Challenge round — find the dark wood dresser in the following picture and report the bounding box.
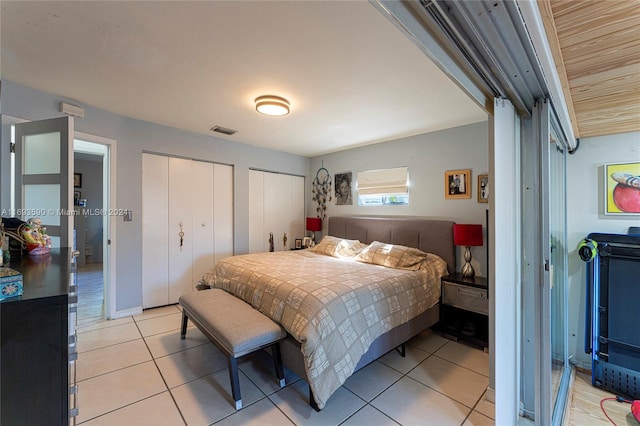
[1,248,78,425]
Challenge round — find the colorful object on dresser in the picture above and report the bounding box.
[453,223,483,279]
[306,217,322,246]
[0,268,23,300]
[21,218,52,256]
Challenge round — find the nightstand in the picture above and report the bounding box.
[438,273,488,349]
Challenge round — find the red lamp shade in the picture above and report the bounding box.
[306,217,322,232]
[453,224,483,247]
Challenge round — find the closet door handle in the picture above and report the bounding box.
[178,222,185,250]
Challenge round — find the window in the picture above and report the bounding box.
[357,167,409,206]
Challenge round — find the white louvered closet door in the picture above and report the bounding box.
[264,172,292,251]
[249,170,265,253]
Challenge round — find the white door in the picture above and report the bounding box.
[168,157,193,303]
[213,163,234,263]
[264,172,291,251]
[142,153,169,308]
[14,117,74,248]
[191,161,214,290]
[249,170,265,253]
[290,175,305,243]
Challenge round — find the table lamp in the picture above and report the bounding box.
[453,223,483,278]
[306,217,322,246]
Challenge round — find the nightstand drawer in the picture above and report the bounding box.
[442,281,488,315]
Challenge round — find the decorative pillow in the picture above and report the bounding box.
[356,241,427,270]
[310,235,367,258]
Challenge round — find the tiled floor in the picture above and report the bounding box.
[76,305,494,425]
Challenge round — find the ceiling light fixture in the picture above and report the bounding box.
[255,95,290,116]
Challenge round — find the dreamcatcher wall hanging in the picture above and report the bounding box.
[312,164,332,220]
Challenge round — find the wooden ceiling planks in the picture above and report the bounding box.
[542,0,640,138]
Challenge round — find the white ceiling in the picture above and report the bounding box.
[1,1,487,157]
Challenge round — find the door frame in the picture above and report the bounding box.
[74,131,118,319]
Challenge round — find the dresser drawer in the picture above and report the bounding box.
[442,281,488,315]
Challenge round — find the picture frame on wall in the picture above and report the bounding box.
[74,173,82,188]
[444,169,471,199]
[604,162,640,215]
[74,191,81,206]
[477,174,489,203]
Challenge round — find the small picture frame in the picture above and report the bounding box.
[295,239,302,249]
[74,191,81,206]
[74,173,82,188]
[444,169,471,199]
[604,161,640,215]
[302,237,312,248]
[477,174,489,203]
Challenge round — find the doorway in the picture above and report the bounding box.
[74,135,117,320]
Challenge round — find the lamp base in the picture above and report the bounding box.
[460,246,475,279]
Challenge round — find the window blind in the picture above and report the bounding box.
[357,167,408,195]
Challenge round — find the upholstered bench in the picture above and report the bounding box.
[179,289,287,410]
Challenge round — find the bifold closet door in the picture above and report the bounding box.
[168,157,194,304]
[213,164,234,264]
[249,170,304,253]
[191,161,214,292]
[142,154,169,308]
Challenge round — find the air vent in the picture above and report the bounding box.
[210,126,238,136]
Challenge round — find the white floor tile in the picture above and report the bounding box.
[371,376,470,426]
[145,327,210,359]
[268,379,365,426]
[76,361,166,423]
[76,316,133,333]
[77,322,141,353]
[80,392,184,426]
[238,351,300,396]
[77,339,152,381]
[171,369,264,425]
[376,345,431,374]
[406,328,450,354]
[134,305,181,321]
[215,397,294,426]
[342,405,400,426]
[155,343,228,388]
[464,410,495,426]
[407,355,489,408]
[135,312,183,337]
[474,390,495,420]
[342,361,402,402]
[434,341,490,377]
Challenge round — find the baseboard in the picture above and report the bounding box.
[484,386,495,403]
[109,306,142,320]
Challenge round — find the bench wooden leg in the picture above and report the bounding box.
[271,343,285,388]
[180,311,189,340]
[227,356,242,410]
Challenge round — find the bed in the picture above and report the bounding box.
[200,216,455,409]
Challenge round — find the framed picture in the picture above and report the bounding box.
[605,162,640,215]
[74,191,81,206]
[302,237,312,248]
[477,174,489,203]
[335,172,353,205]
[295,238,302,249]
[74,173,82,188]
[444,169,471,199]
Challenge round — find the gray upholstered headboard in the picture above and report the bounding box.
[328,216,456,274]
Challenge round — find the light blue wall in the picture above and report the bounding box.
[1,80,490,312]
[1,80,310,312]
[566,131,640,368]
[310,121,490,276]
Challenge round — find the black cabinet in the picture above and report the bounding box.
[437,273,488,349]
[1,249,77,425]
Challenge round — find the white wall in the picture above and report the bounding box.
[566,131,640,368]
[310,121,490,276]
